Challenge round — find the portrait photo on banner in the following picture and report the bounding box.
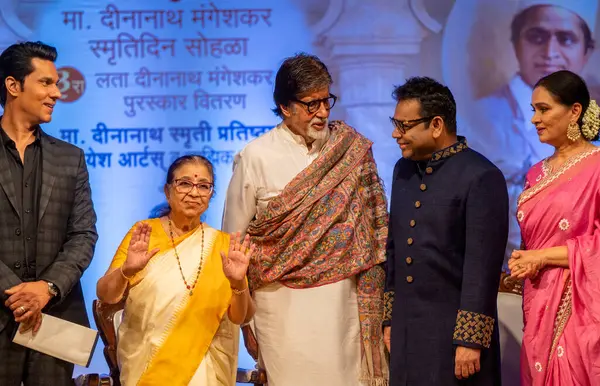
[441,0,600,265]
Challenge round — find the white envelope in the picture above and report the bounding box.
[12,313,99,367]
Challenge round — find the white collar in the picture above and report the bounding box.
[509,74,535,129]
[277,122,329,154]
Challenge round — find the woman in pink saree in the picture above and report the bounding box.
[508,70,600,386]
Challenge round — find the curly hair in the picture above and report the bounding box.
[392,76,457,133]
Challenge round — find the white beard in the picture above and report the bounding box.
[307,117,329,140]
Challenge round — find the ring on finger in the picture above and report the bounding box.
[19,306,27,314]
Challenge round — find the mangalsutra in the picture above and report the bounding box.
[168,217,204,296]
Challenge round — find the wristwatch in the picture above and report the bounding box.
[47,281,59,297]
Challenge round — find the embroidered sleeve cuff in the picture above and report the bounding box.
[453,309,495,348]
[383,290,394,324]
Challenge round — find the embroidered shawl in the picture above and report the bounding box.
[247,120,389,385]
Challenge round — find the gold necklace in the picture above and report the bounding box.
[168,217,204,296]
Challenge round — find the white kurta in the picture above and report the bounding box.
[222,123,362,386]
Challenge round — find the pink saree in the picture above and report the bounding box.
[517,148,600,386]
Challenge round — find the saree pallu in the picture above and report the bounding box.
[517,149,600,386]
[115,223,237,386]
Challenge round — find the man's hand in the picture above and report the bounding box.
[5,281,53,333]
[383,326,391,352]
[454,346,481,380]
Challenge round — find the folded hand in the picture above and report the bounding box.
[508,249,545,280]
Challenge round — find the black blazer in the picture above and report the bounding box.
[0,131,98,332]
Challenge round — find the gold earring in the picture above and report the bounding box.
[567,122,581,141]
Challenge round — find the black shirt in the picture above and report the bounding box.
[0,125,42,280]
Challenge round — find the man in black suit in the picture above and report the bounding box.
[383,77,508,386]
[0,41,97,385]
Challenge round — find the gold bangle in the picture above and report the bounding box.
[231,286,248,295]
[119,266,133,280]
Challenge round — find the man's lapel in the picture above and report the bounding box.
[0,145,19,218]
[39,132,57,225]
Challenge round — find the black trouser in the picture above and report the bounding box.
[0,321,74,386]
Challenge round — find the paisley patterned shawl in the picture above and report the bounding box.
[246,120,389,385]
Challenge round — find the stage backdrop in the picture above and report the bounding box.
[0,0,599,382]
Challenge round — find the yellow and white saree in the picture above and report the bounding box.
[109,218,238,386]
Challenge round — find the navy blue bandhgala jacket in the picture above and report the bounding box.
[384,137,508,386]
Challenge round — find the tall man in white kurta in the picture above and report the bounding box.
[222,53,389,386]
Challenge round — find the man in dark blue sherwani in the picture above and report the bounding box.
[383,77,509,386]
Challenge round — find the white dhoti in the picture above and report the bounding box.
[253,278,362,386]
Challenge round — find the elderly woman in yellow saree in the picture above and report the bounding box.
[96,155,255,386]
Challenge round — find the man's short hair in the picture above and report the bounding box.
[0,41,58,107]
[272,53,333,117]
[392,76,457,133]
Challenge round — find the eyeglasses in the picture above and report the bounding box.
[292,94,337,114]
[172,179,214,195]
[389,116,437,134]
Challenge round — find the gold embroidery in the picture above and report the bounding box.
[518,148,600,207]
[383,291,394,322]
[431,139,468,161]
[541,159,552,176]
[549,278,572,362]
[453,310,495,348]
